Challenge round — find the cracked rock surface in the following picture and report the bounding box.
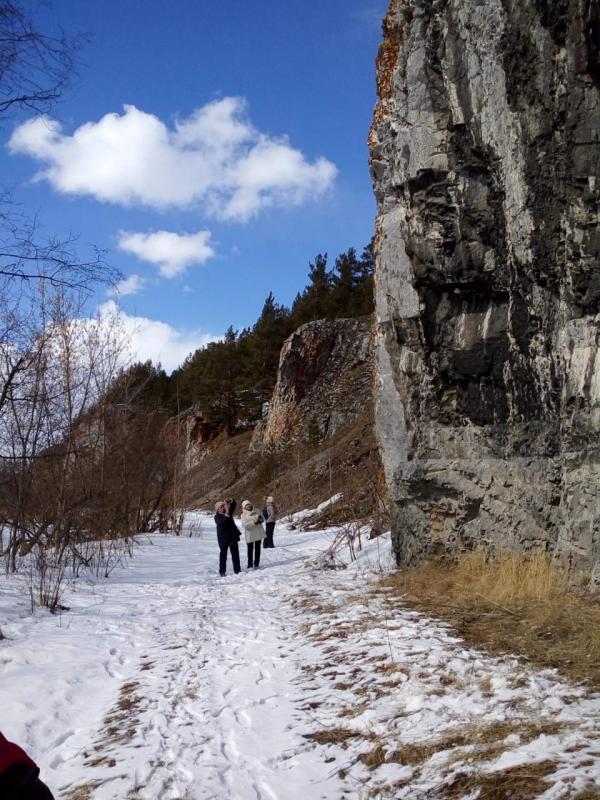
[253,317,374,450]
[369,0,600,576]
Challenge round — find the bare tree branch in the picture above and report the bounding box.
[0,0,88,117]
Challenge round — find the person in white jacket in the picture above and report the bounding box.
[240,500,266,569]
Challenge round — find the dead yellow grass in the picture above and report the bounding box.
[360,743,386,769]
[339,701,368,718]
[82,679,144,769]
[381,552,600,688]
[395,550,570,606]
[440,760,557,799]
[357,719,564,777]
[304,727,370,747]
[452,551,570,604]
[64,784,98,800]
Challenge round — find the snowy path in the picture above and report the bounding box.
[2,513,600,799]
[1,516,355,799]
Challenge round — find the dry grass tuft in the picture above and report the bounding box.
[402,551,571,607]
[85,755,117,768]
[339,701,368,718]
[360,743,386,769]
[381,551,600,687]
[388,740,441,766]
[333,681,353,690]
[472,718,563,746]
[64,784,99,800]
[376,662,407,677]
[464,551,569,604]
[439,760,557,799]
[438,673,466,690]
[304,727,367,747]
[292,594,339,617]
[116,682,141,712]
[358,719,566,775]
[83,679,144,768]
[449,719,566,768]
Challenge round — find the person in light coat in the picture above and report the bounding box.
[240,500,266,569]
[263,495,278,548]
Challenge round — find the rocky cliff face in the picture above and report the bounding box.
[253,317,374,450]
[191,317,380,521]
[175,405,219,471]
[370,0,600,578]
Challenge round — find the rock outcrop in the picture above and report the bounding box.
[370,1,600,577]
[253,317,374,450]
[190,317,381,521]
[173,405,219,471]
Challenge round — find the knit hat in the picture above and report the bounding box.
[266,496,274,503]
[242,499,253,509]
[215,501,226,513]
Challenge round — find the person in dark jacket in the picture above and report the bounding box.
[214,499,241,576]
[262,495,279,548]
[0,732,55,800]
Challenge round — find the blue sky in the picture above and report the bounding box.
[4,0,388,370]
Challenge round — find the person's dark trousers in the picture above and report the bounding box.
[264,522,275,548]
[0,765,55,800]
[247,541,261,568]
[28,778,55,800]
[219,542,240,575]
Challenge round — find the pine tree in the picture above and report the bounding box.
[331,247,359,317]
[139,238,375,430]
[290,253,334,328]
[353,239,375,316]
[247,293,292,410]
[108,361,174,413]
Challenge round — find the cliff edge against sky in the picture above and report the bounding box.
[370,0,600,578]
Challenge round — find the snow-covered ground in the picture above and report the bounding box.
[1,511,600,799]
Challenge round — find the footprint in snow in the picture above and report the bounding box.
[50,729,74,748]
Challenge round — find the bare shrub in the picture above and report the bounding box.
[0,2,150,602]
[27,540,68,612]
[0,297,189,597]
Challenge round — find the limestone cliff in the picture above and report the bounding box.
[190,317,381,522]
[253,317,374,450]
[369,0,600,577]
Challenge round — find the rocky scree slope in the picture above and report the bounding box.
[188,317,381,522]
[369,0,600,577]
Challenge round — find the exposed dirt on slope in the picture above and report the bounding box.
[187,402,385,527]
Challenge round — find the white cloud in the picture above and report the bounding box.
[99,300,217,373]
[108,274,144,296]
[117,229,214,278]
[8,97,337,221]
